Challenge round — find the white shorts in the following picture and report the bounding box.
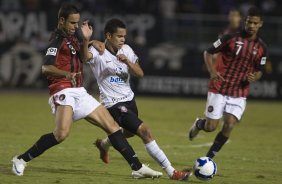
[49,87,100,121]
[204,92,246,121]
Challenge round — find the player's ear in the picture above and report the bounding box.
[58,17,65,26]
[106,32,112,39]
[259,20,263,28]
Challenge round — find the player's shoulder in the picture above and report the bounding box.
[257,37,268,49]
[89,45,99,53]
[219,31,239,42]
[226,31,240,39]
[48,30,65,48]
[120,44,134,52]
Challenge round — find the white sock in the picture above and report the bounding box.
[101,137,111,151]
[145,140,175,177]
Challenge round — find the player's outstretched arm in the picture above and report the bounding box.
[90,40,105,55]
[80,22,93,62]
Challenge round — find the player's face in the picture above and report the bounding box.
[228,11,241,28]
[59,13,80,36]
[245,16,263,36]
[107,28,126,50]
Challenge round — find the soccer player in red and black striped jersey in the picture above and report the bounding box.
[188,7,268,159]
[11,4,162,178]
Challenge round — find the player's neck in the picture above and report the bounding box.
[247,33,258,41]
[105,41,118,55]
[229,24,239,30]
[243,30,258,41]
[57,26,68,37]
[249,35,257,40]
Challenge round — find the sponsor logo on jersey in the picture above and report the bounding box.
[109,76,125,84]
[260,57,266,65]
[111,92,133,103]
[213,39,222,48]
[115,67,128,82]
[67,44,76,55]
[46,47,57,56]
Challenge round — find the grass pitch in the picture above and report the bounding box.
[0,93,281,184]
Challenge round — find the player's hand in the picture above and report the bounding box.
[210,71,225,81]
[81,22,93,41]
[90,40,105,54]
[66,72,81,86]
[247,73,256,83]
[117,54,129,65]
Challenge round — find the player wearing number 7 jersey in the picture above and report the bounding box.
[188,7,268,159]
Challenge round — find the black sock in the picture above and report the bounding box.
[18,133,59,162]
[196,118,206,130]
[108,130,142,171]
[206,131,228,158]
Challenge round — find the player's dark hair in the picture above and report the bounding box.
[104,18,126,35]
[247,7,263,19]
[58,3,80,20]
[229,7,241,15]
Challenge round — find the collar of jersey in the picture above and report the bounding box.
[241,29,259,42]
[54,29,71,38]
[105,45,119,56]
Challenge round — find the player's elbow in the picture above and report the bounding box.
[136,70,144,78]
[42,65,48,75]
[203,50,211,58]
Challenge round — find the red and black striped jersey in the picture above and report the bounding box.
[43,29,83,95]
[214,27,242,75]
[207,30,268,97]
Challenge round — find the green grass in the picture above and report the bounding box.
[0,93,282,184]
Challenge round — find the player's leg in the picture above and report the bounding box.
[188,92,225,140]
[94,128,134,163]
[12,105,73,176]
[85,105,163,178]
[96,101,190,180]
[206,96,246,158]
[206,113,237,158]
[137,123,191,180]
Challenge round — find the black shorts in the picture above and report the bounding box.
[108,99,143,134]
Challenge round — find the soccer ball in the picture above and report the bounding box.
[193,157,217,180]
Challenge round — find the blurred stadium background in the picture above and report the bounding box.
[0,0,281,100]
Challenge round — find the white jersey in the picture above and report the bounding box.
[88,44,138,108]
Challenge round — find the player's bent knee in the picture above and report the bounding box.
[54,131,69,142]
[205,119,219,132]
[223,121,236,130]
[123,130,135,138]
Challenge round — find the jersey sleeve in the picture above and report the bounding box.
[43,39,62,65]
[123,45,139,64]
[255,46,268,72]
[87,46,99,65]
[206,34,232,54]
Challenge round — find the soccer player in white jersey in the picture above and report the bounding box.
[85,18,191,181]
